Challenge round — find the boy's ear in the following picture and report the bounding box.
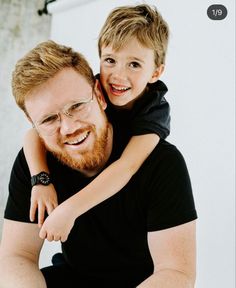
[149,64,165,83]
[94,79,107,110]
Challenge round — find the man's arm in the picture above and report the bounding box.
[0,219,46,288]
[138,220,196,288]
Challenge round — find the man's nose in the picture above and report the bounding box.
[59,115,82,136]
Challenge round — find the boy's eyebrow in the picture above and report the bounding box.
[101,53,113,58]
[101,53,145,63]
[128,56,145,63]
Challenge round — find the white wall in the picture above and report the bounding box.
[38,0,236,286]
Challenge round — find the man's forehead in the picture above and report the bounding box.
[25,68,94,120]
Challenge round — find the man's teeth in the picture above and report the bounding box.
[67,132,88,145]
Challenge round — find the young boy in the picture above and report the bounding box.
[24,4,170,242]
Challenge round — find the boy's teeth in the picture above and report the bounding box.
[112,85,129,91]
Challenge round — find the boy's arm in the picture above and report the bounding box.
[23,128,58,226]
[23,128,49,174]
[39,134,160,242]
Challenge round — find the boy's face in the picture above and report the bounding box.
[100,37,163,108]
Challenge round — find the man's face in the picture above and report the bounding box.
[25,68,111,173]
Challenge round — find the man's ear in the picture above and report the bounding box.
[149,64,165,83]
[94,79,107,110]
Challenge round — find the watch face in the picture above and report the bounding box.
[39,172,51,185]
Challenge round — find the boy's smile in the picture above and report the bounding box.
[100,37,162,109]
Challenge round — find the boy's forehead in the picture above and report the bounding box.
[101,38,155,59]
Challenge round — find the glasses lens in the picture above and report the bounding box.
[35,92,93,136]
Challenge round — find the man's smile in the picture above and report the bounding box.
[64,131,90,149]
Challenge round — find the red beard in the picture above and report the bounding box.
[43,119,110,172]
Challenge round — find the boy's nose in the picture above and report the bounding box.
[112,65,127,81]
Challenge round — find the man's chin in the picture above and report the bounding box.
[44,122,109,172]
[50,149,105,171]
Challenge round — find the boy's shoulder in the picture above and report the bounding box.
[137,79,168,107]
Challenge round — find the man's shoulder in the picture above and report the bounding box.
[151,139,183,159]
[12,148,29,174]
[144,140,188,172]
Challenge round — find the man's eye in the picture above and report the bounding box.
[130,62,141,68]
[41,115,58,124]
[70,103,83,111]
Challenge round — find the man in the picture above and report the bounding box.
[0,40,197,287]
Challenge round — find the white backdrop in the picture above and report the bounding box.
[41,0,235,287]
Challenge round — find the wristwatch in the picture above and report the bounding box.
[31,171,51,187]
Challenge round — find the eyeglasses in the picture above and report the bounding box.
[33,91,94,136]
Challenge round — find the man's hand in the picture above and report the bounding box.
[30,184,58,227]
[39,202,76,242]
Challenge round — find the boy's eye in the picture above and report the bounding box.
[104,57,115,64]
[130,62,141,68]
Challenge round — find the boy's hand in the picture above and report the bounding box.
[39,202,75,242]
[30,184,58,227]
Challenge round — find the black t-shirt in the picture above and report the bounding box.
[98,75,171,140]
[5,140,197,286]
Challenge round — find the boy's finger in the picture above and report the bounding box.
[61,235,68,243]
[53,234,61,241]
[46,233,54,242]
[29,201,37,222]
[39,227,46,239]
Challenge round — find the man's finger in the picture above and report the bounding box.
[46,203,54,215]
[38,203,45,228]
[29,201,37,222]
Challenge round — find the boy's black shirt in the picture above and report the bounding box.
[97,74,171,140]
[5,139,197,286]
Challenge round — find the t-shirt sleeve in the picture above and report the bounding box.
[130,82,171,139]
[146,145,197,231]
[4,149,33,223]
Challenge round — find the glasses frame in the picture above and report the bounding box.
[33,89,94,136]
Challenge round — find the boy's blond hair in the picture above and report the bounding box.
[12,40,95,115]
[98,4,169,68]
